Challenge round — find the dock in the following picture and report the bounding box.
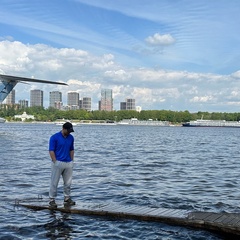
[16,198,240,237]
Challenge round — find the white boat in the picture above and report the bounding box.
[55,120,78,126]
[78,120,117,125]
[182,119,240,128]
[0,117,6,123]
[117,118,170,126]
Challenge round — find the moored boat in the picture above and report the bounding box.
[182,119,240,128]
[117,118,170,126]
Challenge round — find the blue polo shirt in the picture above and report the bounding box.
[49,131,74,162]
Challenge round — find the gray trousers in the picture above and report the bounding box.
[49,160,73,199]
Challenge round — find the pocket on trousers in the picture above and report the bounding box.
[53,160,60,167]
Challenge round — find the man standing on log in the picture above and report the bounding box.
[48,122,75,208]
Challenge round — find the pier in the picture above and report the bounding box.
[16,198,240,237]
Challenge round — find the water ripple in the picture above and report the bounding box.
[1,123,239,239]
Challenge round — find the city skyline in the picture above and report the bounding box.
[4,88,137,111]
[0,1,240,112]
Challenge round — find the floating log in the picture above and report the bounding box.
[16,198,240,236]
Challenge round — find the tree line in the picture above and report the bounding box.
[1,104,240,123]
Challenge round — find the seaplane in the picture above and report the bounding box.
[0,74,68,123]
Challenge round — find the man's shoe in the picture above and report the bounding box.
[64,197,76,206]
[49,199,57,208]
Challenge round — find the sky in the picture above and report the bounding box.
[0,0,240,112]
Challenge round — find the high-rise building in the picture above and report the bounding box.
[54,101,63,109]
[120,102,126,110]
[80,97,91,111]
[100,89,113,111]
[49,91,62,109]
[67,92,79,109]
[5,90,15,104]
[19,99,28,108]
[126,98,135,110]
[120,98,135,110]
[30,90,43,107]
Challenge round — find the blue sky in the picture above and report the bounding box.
[0,0,240,112]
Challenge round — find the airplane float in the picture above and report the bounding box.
[0,74,68,123]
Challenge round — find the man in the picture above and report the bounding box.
[49,122,75,208]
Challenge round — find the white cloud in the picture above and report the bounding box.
[226,102,240,106]
[104,69,131,81]
[66,79,101,95]
[230,90,240,97]
[231,70,240,79]
[190,96,214,103]
[145,33,175,46]
[1,40,240,112]
[92,54,115,69]
[0,36,14,41]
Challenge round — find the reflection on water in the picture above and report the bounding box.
[44,212,73,239]
[1,122,239,239]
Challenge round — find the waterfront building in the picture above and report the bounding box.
[49,91,62,109]
[126,98,135,110]
[67,92,79,109]
[5,90,15,104]
[120,102,126,110]
[19,99,29,108]
[14,111,34,121]
[120,98,135,110]
[30,90,43,107]
[100,89,113,111]
[54,101,63,110]
[82,97,91,111]
[70,105,79,110]
[61,105,71,111]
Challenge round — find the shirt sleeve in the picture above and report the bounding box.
[70,136,74,151]
[49,135,56,151]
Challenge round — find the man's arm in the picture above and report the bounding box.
[49,151,57,162]
[70,150,74,161]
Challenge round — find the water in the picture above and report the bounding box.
[1,123,240,239]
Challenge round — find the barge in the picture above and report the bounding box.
[182,119,240,127]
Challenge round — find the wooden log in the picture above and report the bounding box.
[17,199,240,237]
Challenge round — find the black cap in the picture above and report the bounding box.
[63,122,74,132]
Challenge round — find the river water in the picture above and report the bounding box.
[0,122,240,239]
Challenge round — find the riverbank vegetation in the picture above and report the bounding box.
[1,105,240,123]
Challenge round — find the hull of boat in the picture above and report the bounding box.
[182,120,240,128]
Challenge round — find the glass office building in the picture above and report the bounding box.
[100,89,113,111]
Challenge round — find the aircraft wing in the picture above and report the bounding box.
[0,74,68,85]
[0,74,68,102]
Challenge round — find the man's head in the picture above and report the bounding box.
[62,122,74,134]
